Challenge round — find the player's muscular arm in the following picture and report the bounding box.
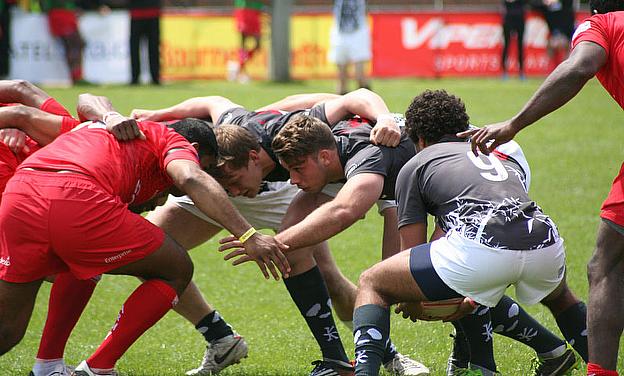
[323,88,401,146]
[0,79,50,108]
[459,41,607,155]
[0,105,62,146]
[276,173,384,250]
[132,96,242,124]
[77,93,145,141]
[398,222,428,250]
[167,159,290,279]
[256,93,340,112]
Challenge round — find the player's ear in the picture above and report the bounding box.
[190,142,200,152]
[249,149,259,162]
[318,149,332,165]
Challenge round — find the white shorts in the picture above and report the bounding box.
[430,231,567,307]
[328,25,372,65]
[170,181,299,231]
[170,181,396,231]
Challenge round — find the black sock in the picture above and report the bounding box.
[490,295,566,356]
[381,339,398,364]
[555,301,588,362]
[195,310,234,343]
[353,304,390,376]
[458,305,497,372]
[284,266,348,363]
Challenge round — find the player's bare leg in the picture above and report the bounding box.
[587,220,624,371]
[354,61,370,90]
[74,234,192,374]
[0,279,43,354]
[314,241,357,323]
[146,201,248,375]
[337,63,349,95]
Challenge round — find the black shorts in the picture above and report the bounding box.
[409,243,462,301]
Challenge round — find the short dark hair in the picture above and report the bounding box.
[404,89,469,144]
[168,118,218,158]
[272,114,336,165]
[589,0,624,14]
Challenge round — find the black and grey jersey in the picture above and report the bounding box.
[395,140,559,250]
[216,105,328,182]
[333,119,416,200]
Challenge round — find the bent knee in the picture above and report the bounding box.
[0,327,24,355]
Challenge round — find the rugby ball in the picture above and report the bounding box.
[420,298,466,319]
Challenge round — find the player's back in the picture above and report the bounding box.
[398,141,558,250]
[20,121,196,206]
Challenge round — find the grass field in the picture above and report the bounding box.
[0,77,622,375]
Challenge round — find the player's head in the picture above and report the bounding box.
[589,0,624,14]
[405,89,469,147]
[208,125,265,198]
[168,118,218,169]
[272,114,336,192]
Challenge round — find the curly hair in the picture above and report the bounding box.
[404,90,469,145]
[589,0,624,13]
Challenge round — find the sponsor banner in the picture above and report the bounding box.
[371,11,587,77]
[10,9,130,84]
[161,12,336,80]
[161,13,270,80]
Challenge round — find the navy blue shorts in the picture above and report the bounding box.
[409,243,462,301]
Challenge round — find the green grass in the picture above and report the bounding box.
[1,78,622,375]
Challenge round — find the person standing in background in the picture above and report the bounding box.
[41,0,88,85]
[501,0,526,80]
[0,0,16,79]
[329,0,371,95]
[129,0,161,85]
[227,0,263,83]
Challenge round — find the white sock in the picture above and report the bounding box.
[32,358,64,376]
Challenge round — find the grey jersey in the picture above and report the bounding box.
[395,140,559,250]
[333,118,416,199]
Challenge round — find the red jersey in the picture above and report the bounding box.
[0,98,80,162]
[20,121,199,206]
[572,11,624,108]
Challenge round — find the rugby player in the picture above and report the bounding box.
[351,90,579,376]
[459,1,624,374]
[131,89,429,376]
[0,93,289,376]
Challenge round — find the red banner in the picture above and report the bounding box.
[371,11,587,77]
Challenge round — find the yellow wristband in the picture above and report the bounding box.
[238,227,257,243]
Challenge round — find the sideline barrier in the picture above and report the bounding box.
[8,8,588,83]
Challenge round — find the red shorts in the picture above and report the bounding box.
[235,8,261,36]
[0,170,165,282]
[600,162,624,226]
[48,9,79,37]
[0,145,18,201]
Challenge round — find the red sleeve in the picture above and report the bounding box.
[39,97,73,117]
[572,15,610,56]
[141,121,200,170]
[60,117,81,134]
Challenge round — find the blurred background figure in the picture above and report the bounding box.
[501,0,526,80]
[41,0,88,85]
[328,0,371,95]
[535,0,575,67]
[129,0,161,85]
[0,0,16,79]
[227,0,264,84]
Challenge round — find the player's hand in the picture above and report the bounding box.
[219,233,291,280]
[456,121,518,156]
[104,112,146,141]
[370,114,401,147]
[394,302,426,322]
[441,297,477,322]
[131,109,162,122]
[0,128,29,154]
